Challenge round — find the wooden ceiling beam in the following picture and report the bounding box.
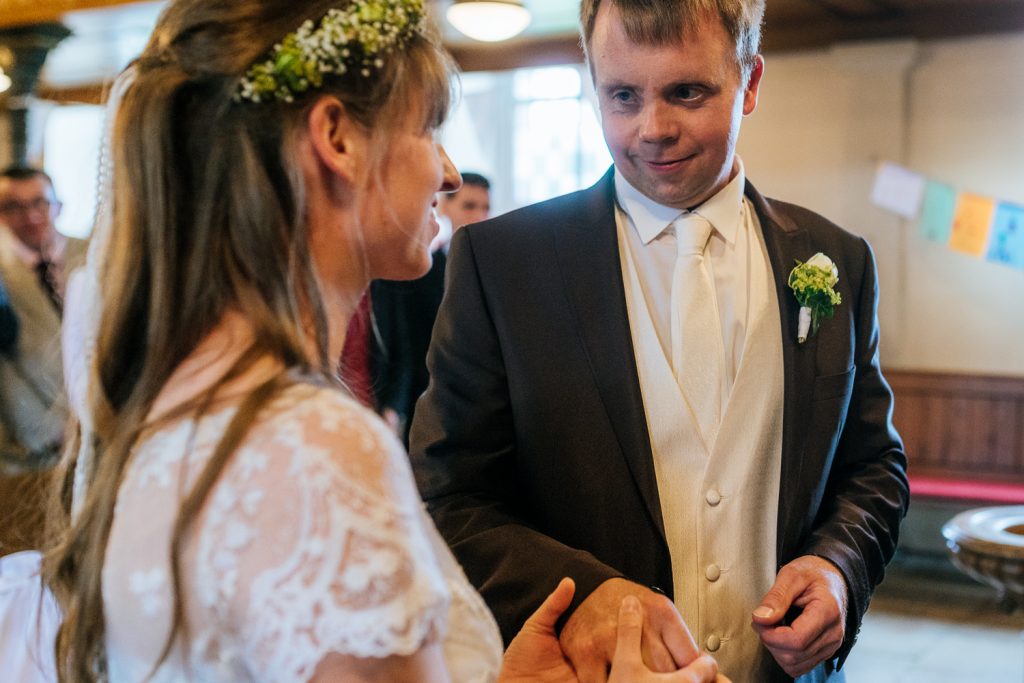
[803,0,904,22]
[451,1,1024,72]
[34,82,106,104]
[0,0,144,29]
[447,34,584,72]
[765,0,1024,51]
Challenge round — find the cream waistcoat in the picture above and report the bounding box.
[616,198,784,682]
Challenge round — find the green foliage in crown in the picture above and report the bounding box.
[236,0,425,103]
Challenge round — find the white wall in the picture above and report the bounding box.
[739,33,1024,376]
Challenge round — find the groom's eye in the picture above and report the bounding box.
[674,85,704,102]
[609,88,637,106]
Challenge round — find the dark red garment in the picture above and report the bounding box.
[338,290,375,409]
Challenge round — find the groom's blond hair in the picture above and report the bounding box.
[579,0,765,76]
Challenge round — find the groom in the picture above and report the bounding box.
[410,1,908,681]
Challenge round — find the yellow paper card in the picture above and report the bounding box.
[949,193,996,257]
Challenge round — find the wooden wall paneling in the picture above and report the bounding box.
[990,400,1015,474]
[948,395,973,471]
[887,369,1024,485]
[922,393,948,471]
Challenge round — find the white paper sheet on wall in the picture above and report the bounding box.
[870,162,927,219]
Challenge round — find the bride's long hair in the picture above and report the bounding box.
[43,1,454,679]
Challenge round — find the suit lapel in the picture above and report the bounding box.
[745,182,817,562]
[552,169,667,544]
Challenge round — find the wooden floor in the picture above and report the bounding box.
[844,555,1024,682]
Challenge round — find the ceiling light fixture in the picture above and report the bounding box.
[446,0,532,42]
[0,67,10,94]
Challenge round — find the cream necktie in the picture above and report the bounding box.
[671,213,725,449]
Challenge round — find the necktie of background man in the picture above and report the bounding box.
[34,258,62,315]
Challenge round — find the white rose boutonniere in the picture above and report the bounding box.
[788,252,842,343]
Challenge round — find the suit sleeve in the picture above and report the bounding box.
[0,279,28,462]
[410,227,623,644]
[801,240,909,666]
[0,357,47,466]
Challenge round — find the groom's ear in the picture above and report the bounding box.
[306,95,365,185]
[743,55,764,116]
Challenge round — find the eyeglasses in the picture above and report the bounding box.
[0,197,54,216]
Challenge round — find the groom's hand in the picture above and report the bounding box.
[559,578,699,683]
[751,555,848,678]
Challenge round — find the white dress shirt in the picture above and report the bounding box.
[613,162,760,400]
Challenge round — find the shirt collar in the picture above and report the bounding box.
[613,158,747,246]
[1,226,66,267]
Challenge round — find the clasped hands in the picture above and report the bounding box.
[500,577,723,683]
[501,555,846,683]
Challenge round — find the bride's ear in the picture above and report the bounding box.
[306,95,364,185]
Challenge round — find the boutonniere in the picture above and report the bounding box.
[788,253,842,343]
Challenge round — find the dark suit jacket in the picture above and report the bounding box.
[410,169,908,681]
[370,249,447,446]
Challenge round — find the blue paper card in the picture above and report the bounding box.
[986,202,1024,270]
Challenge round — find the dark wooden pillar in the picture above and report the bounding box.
[0,23,70,165]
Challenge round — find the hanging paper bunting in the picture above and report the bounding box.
[949,193,996,257]
[870,161,1023,271]
[986,203,1024,269]
[918,181,957,245]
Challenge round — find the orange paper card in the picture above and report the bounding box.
[949,193,996,257]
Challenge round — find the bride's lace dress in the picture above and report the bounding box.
[103,383,503,682]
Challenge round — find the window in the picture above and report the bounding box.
[511,66,610,208]
[42,104,105,239]
[442,64,611,216]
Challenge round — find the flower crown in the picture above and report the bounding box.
[236,0,425,103]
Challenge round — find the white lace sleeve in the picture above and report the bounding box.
[191,387,450,682]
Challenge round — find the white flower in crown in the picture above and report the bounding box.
[236,0,425,103]
[788,252,842,344]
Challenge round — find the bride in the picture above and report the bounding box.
[37,0,724,681]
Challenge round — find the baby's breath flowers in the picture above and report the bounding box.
[788,253,842,343]
[236,0,425,103]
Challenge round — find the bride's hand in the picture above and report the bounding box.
[609,597,727,683]
[500,577,579,683]
[499,581,728,683]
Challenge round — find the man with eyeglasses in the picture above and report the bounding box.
[0,166,87,470]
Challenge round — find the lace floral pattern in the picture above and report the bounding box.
[103,384,502,682]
